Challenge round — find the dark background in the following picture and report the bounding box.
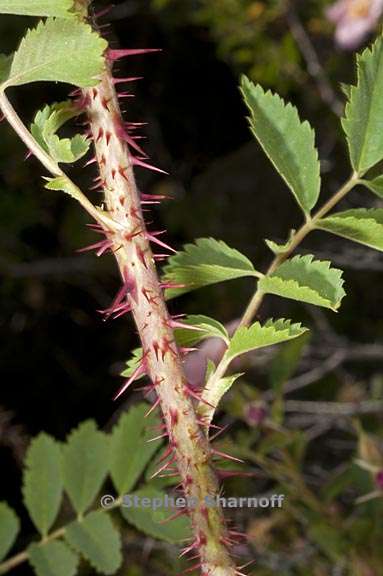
[1,1,383,574]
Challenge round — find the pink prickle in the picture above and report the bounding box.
[145,231,177,253]
[131,156,168,175]
[145,396,161,417]
[77,238,114,257]
[107,48,162,61]
[113,361,147,400]
[211,449,244,464]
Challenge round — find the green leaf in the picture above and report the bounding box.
[28,541,78,576]
[44,176,85,203]
[240,76,320,213]
[121,486,192,543]
[2,18,107,88]
[0,502,20,561]
[321,463,364,503]
[44,176,113,229]
[342,36,383,174]
[0,0,75,17]
[65,511,122,575]
[308,523,347,562]
[163,237,260,298]
[31,102,89,164]
[258,255,346,311]
[318,208,383,252]
[22,433,63,536]
[340,82,351,99]
[121,347,145,379]
[62,421,109,516]
[173,315,229,347]
[225,318,307,363]
[110,404,162,496]
[265,233,294,255]
[361,176,383,198]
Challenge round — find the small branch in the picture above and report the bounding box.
[263,350,346,401]
[0,550,29,574]
[283,399,383,416]
[0,90,117,231]
[285,7,343,117]
[2,255,97,278]
[199,173,361,416]
[241,172,361,327]
[0,90,61,176]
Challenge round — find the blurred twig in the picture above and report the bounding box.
[286,6,343,116]
[0,255,97,277]
[0,406,29,465]
[283,399,383,415]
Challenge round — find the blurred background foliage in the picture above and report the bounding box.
[1,0,383,574]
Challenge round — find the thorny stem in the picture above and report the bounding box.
[199,172,361,416]
[81,61,237,573]
[77,9,238,575]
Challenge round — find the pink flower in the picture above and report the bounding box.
[376,469,383,489]
[326,0,383,49]
[244,402,267,426]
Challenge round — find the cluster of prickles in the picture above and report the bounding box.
[65,6,252,576]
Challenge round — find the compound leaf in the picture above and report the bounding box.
[0,0,75,17]
[31,102,89,164]
[28,541,78,576]
[318,208,383,252]
[225,319,307,363]
[110,404,161,496]
[62,421,109,516]
[65,511,122,575]
[3,18,107,88]
[163,237,260,298]
[259,254,346,311]
[0,502,20,561]
[241,76,320,214]
[22,433,63,536]
[342,35,383,174]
